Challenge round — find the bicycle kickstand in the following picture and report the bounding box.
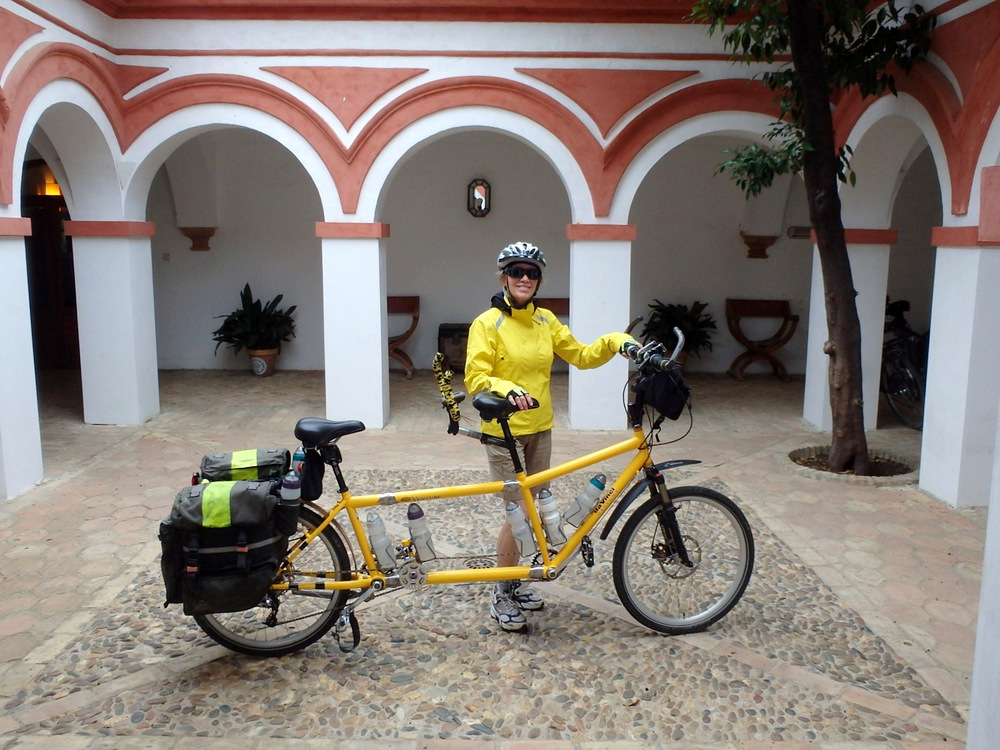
[332,579,383,653]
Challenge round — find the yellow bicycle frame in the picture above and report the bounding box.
[275,352,657,594]
[274,429,653,592]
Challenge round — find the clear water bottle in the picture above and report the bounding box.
[292,445,306,474]
[536,488,566,545]
[407,503,437,562]
[563,473,607,528]
[280,469,301,501]
[366,511,397,571]
[505,501,536,557]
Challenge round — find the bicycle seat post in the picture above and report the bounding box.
[497,417,525,474]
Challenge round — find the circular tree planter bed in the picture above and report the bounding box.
[788,446,917,486]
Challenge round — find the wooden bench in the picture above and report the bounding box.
[725,298,799,381]
[387,295,419,379]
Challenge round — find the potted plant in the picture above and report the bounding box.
[641,299,717,361]
[212,283,296,376]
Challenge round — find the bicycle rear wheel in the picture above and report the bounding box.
[881,348,924,430]
[613,486,753,635]
[194,506,352,656]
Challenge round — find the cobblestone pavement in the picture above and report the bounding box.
[0,369,984,750]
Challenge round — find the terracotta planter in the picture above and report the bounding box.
[247,348,279,377]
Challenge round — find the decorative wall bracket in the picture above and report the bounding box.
[740,231,778,259]
[180,226,216,251]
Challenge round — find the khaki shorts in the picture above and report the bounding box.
[485,430,552,504]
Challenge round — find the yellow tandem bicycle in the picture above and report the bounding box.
[192,330,754,656]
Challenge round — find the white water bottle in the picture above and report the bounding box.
[505,501,536,557]
[407,503,437,562]
[563,473,607,528]
[366,511,397,571]
[536,488,566,545]
[280,470,301,501]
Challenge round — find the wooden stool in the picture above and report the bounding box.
[387,296,419,378]
[725,298,799,381]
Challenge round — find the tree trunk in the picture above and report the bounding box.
[786,0,871,474]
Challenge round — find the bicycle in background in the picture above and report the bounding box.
[880,298,928,430]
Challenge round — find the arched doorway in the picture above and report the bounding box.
[21,153,80,372]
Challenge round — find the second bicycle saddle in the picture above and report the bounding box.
[472,392,539,421]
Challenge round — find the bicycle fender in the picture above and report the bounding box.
[599,459,701,541]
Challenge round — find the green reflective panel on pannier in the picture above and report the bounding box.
[229,449,259,480]
[202,481,236,528]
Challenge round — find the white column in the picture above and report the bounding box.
[919,243,1000,507]
[967,408,1000,747]
[318,224,389,428]
[68,223,160,425]
[0,226,43,498]
[567,227,633,430]
[802,234,892,431]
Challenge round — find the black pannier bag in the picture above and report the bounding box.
[159,478,299,615]
[198,448,290,482]
[632,368,690,421]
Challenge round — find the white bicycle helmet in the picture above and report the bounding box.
[497,241,546,272]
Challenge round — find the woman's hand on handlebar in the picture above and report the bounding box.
[619,339,641,360]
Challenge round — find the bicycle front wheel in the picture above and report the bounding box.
[882,349,924,430]
[613,486,753,635]
[194,506,352,656]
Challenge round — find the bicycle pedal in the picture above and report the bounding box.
[581,536,595,567]
[335,611,361,653]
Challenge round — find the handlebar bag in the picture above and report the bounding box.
[633,369,690,421]
[159,479,299,615]
[198,448,291,482]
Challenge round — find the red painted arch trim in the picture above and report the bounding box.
[566,224,636,241]
[931,226,979,246]
[64,220,156,237]
[843,229,898,245]
[0,217,32,236]
[316,222,390,238]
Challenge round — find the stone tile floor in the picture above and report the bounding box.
[0,368,985,749]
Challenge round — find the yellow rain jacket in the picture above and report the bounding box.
[465,293,631,437]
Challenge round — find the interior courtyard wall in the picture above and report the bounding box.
[628,135,813,374]
[382,130,572,375]
[888,146,940,335]
[149,128,325,370]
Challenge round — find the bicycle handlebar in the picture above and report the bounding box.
[624,326,685,372]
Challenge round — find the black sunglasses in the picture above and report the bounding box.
[504,265,542,280]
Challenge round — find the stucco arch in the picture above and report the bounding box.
[966,95,1000,221]
[840,94,951,229]
[359,105,592,223]
[611,110,777,222]
[14,79,123,219]
[122,103,341,219]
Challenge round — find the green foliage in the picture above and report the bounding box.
[212,283,297,355]
[641,300,718,357]
[691,0,934,197]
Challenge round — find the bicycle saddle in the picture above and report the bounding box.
[294,417,366,446]
[472,392,538,421]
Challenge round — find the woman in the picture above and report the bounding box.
[465,241,636,632]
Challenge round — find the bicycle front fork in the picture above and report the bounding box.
[648,468,694,568]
